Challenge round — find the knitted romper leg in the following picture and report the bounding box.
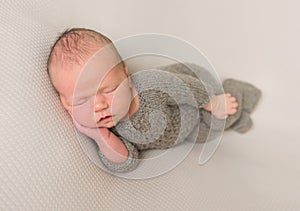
[197,78,262,142]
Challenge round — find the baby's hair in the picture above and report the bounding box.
[47,27,125,93]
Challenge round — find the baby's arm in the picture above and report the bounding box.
[99,128,129,163]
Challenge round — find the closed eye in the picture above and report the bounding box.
[73,100,89,107]
[103,86,118,94]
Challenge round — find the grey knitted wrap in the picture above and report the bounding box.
[97,62,262,173]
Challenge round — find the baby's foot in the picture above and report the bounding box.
[203,93,238,119]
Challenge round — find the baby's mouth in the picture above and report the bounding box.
[98,115,113,122]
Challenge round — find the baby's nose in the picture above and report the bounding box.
[94,96,109,112]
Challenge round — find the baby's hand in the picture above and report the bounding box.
[203,93,238,119]
[72,120,128,163]
[98,128,129,163]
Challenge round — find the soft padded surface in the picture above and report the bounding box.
[1,0,299,210]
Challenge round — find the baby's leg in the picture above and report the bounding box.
[187,120,226,144]
[229,111,253,133]
[190,77,262,143]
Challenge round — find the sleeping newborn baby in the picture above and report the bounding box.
[47,28,262,173]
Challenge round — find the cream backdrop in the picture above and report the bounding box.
[1,0,299,210]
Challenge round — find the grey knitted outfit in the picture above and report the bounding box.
[98,63,262,173]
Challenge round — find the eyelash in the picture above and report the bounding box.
[72,99,89,107]
[73,86,118,106]
[103,86,117,94]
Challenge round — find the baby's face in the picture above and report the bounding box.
[59,63,137,129]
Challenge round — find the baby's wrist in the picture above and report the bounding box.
[98,127,111,139]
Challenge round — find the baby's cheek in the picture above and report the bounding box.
[72,100,98,128]
[111,88,133,114]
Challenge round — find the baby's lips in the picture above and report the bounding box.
[98,115,111,122]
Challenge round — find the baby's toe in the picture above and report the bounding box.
[230,96,236,102]
[228,108,237,115]
[232,102,238,108]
